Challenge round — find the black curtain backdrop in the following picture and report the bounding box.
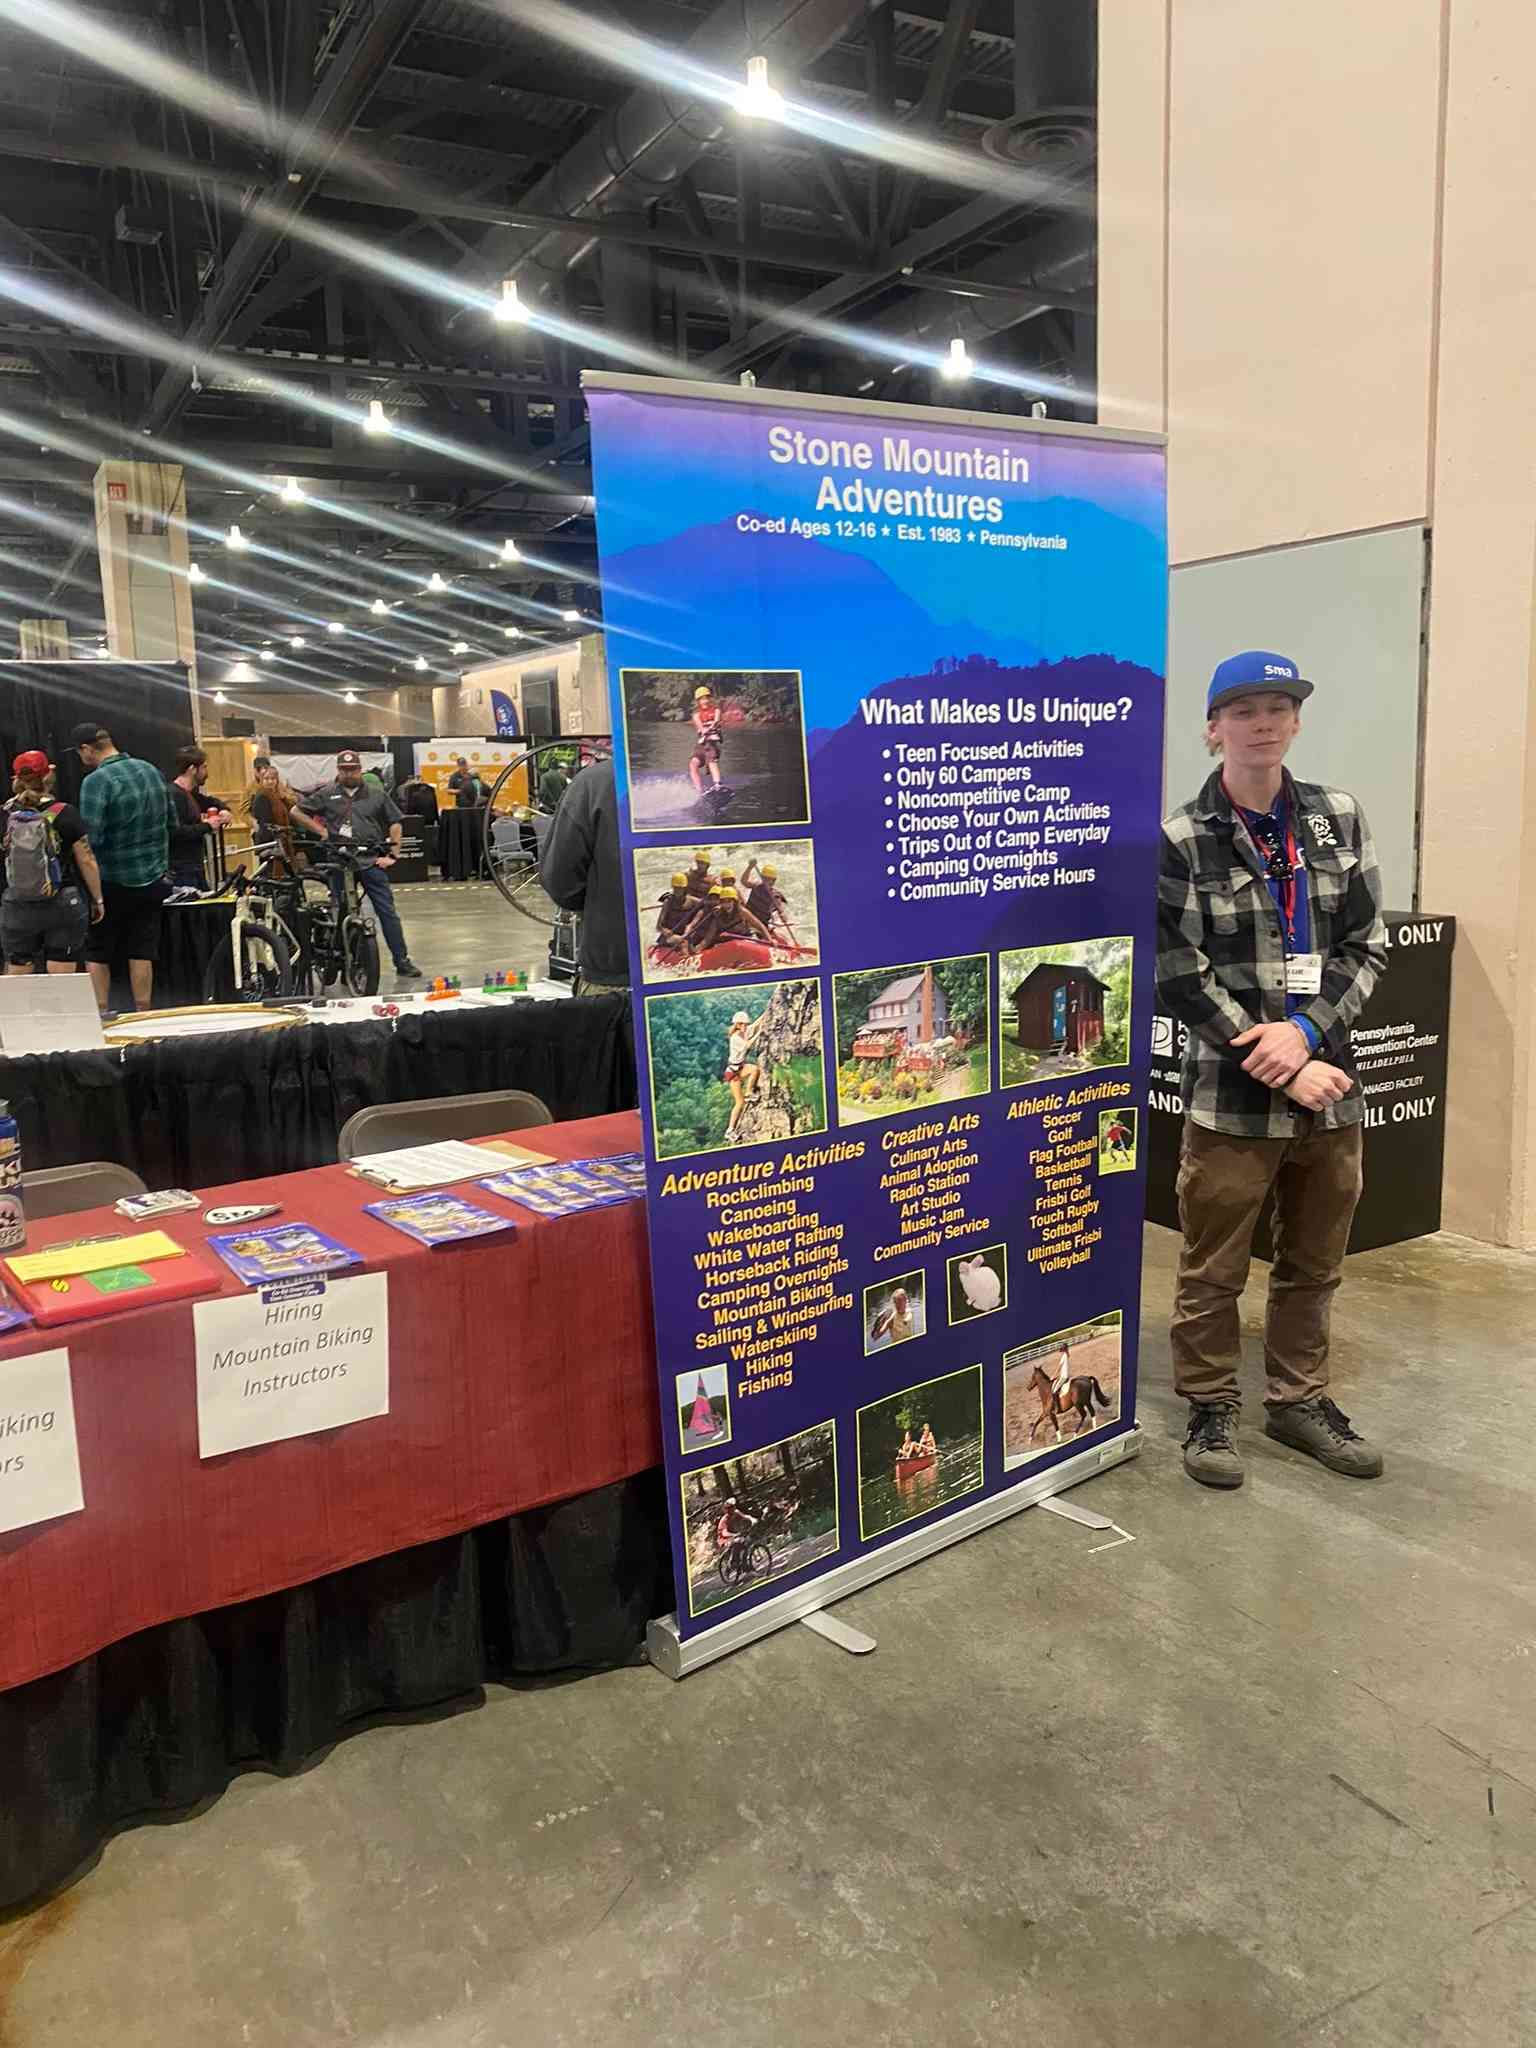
[0,661,196,804]
[0,1470,673,1915]
[0,998,638,1184]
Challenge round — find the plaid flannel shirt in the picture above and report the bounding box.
[79,752,175,888]
[1157,769,1387,1137]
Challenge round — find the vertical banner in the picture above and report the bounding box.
[586,376,1166,1671]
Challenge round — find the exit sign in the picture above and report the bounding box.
[106,481,127,502]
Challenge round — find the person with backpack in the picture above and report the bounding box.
[0,751,103,976]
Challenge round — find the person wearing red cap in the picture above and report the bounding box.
[1,751,103,978]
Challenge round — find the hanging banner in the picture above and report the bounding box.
[586,374,1167,1674]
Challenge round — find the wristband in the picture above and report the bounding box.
[1292,1016,1321,1054]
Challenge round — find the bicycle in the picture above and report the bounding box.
[294,845,381,997]
[201,843,380,1002]
[481,737,612,926]
[714,1495,797,1589]
[201,855,302,1002]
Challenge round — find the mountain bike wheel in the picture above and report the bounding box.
[483,738,611,925]
[343,918,381,995]
[745,1541,773,1578]
[203,926,296,1003]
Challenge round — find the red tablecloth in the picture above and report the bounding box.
[0,1111,659,1693]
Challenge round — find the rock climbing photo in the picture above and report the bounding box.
[643,976,828,1160]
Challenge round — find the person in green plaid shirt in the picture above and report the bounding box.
[1156,654,1387,1491]
[73,722,175,1014]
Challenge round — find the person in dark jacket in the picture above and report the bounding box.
[539,756,627,993]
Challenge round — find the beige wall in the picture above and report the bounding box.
[434,635,608,736]
[1100,0,1536,1246]
[1418,1,1536,1248]
[224,689,434,740]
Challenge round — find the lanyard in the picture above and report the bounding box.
[1226,784,1301,946]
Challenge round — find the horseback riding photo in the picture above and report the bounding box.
[1002,1310,1123,1469]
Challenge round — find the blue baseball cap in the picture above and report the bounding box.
[1207,651,1313,714]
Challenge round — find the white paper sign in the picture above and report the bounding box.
[0,1346,84,1535]
[194,1272,390,1458]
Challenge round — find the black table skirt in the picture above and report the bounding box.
[0,997,637,1185]
[156,900,229,1006]
[437,807,487,881]
[0,1469,673,1915]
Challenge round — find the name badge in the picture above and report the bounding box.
[1285,952,1323,996]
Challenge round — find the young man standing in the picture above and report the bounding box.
[167,745,233,887]
[73,723,176,1013]
[1157,652,1388,1490]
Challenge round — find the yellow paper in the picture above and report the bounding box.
[8,1230,186,1282]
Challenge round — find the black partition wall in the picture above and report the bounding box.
[0,660,196,803]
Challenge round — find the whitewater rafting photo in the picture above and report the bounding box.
[633,837,821,984]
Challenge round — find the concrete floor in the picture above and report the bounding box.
[4,1225,1534,2046]
[382,879,558,988]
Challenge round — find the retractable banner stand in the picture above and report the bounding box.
[585,374,1167,1676]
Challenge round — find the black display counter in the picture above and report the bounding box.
[437,806,487,881]
[0,1471,673,1913]
[1146,912,1455,1253]
[0,997,637,1186]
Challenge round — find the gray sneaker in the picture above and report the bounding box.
[1182,1404,1244,1489]
[1265,1396,1383,1478]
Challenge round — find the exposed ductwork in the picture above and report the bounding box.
[865,216,1095,353]
[468,0,869,302]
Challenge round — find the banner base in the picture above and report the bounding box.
[646,1424,1142,1681]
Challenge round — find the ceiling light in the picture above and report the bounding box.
[370,597,387,615]
[500,537,520,563]
[343,691,357,705]
[327,621,345,635]
[226,523,248,549]
[290,635,306,649]
[259,648,275,662]
[413,655,429,672]
[213,690,228,704]
[187,561,204,582]
[451,640,469,655]
[280,475,305,504]
[492,278,527,325]
[364,399,391,435]
[503,625,521,639]
[561,609,581,623]
[92,646,111,660]
[735,54,785,120]
[426,571,447,593]
[941,337,973,383]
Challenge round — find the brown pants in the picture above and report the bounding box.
[1172,1119,1364,1411]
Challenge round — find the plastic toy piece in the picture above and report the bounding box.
[372,1001,400,1019]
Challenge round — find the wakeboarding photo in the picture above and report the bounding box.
[619,668,811,831]
[634,838,821,984]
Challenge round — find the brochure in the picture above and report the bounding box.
[364,1192,520,1248]
[207,1223,362,1286]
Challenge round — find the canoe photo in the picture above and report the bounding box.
[856,1365,984,1541]
[619,667,811,832]
[633,838,821,985]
